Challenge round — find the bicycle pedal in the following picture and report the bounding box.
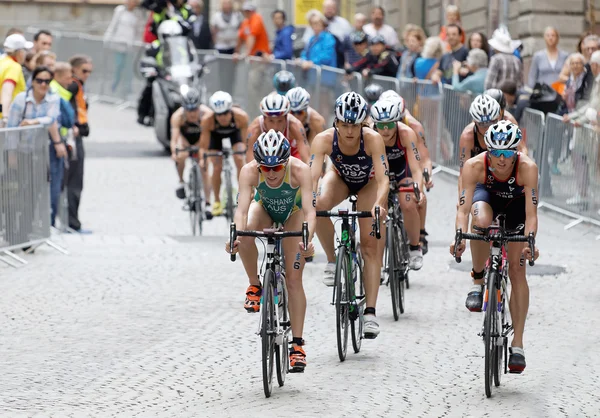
[363,333,378,340]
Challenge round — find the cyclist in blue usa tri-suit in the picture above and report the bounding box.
[451,120,539,374]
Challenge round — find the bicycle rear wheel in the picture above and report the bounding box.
[351,245,364,353]
[261,270,276,398]
[494,276,508,387]
[484,271,498,398]
[395,226,406,313]
[188,167,200,236]
[224,168,234,222]
[195,165,205,235]
[387,224,400,321]
[335,246,350,362]
[275,272,289,387]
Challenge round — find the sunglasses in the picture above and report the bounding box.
[265,112,286,118]
[375,121,396,130]
[34,78,52,85]
[291,110,306,116]
[259,163,286,173]
[489,149,517,158]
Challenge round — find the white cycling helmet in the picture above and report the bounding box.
[370,99,403,123]
[387,94,406,120]
[380,89,400,101]
[484,120,522,150]
[253,129,291,165]
[157,20,182,40]
[260,94,290,117]
[335,92,368,124]
[209,91,233,114]
[286,87,310,112]
[470,94,501,124]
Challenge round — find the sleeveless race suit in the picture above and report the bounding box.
[180,117,202,145]
[209,112,242,150]
[471,124,486,158]
[473,153,525,232]
[254,163,302,224]
[259,115,300,159]
[330,128,374,194]
[384,123,412,182]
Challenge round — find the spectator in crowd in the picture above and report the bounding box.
[49,61,77,227]
[66,55,93,233]
[362,6,399,49]
[211,0,242,55]
[0,28,24,57]
[397,25,425,78]
[414,36,444,81]
[299,9,337,69]
[302,0,352,69]
[451,48,488,94]
[188,0,213,50]
[104,0,139,96]
[0,34,31,128]
[558,33,600,83]
[485,27,523,89]
[561,53,594,116]
[439,5,465,47]
[343,14,367,68]
[431,24,469,85]
[234,1,270,59]
[346,34,398,78]
[562,50,599,126]
[528,27,568,89]
[26,51,57,88]
[467,32,490,57]
[345,30,368,68]
[270,9,294,60]
[500,80,529,123]
[32,30,53,54]
[22,51,37,82]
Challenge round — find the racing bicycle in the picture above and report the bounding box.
[230,222,309,398]
[176,146,206,235]
[453,214,535,398]
[204,144,246,222]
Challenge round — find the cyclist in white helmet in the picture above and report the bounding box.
[246,93,310,164]
[171,86,211,200]
[378,91,435,254]
[310,92,389,339]
[226,129,316,372]
[371,98,424,270]
[451,120,539,373]
[199,91,249,216]
[285,87,326,146]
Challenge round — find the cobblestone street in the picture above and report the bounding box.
[1,104,599,417]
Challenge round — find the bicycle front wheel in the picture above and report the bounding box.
[188,167,200,236]
[225,168,234,222]
[484,271,498,398]
[351,245,364,354]
[387,224,400,321]
[261,270,276,398]
[275,272,289,387]
[335,246,350,362]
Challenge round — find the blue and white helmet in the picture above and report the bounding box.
[253,129,291,165]
[470,94,501,123]
[208,91,233,114]
[286,87,310,111]
[484,120,522,150]
[335,92,368,124]
[370,99,402,123]
[260,94,290,117]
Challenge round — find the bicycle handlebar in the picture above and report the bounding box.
[229,222,309,262]
[392,181,421,204]
[316,205,381,239]
[175,146,200,155]
[453,228,536,266]
[423,168,431,192]
[204,149,247,159]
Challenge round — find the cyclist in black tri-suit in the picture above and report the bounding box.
[451,120,539,374]
[171,87,211,200]
[200,90,249,216]
[310,92,389,339]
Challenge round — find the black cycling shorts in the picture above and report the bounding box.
[473,183,525,233]
[209,130,242,151]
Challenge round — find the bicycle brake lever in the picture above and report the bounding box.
[528,232,535,267]
[374,206,381,239]
[229,223,237,262]
[454,228,462,263]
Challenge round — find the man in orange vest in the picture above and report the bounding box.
[66,55,93,233]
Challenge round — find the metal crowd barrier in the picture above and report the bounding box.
[0,127,52,265]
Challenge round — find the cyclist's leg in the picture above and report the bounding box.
[208,136,224,213]
[172,138,190,198]
[282,209,307,339]
[418,191,428,253]
[232,136,246,180]
[467,184,493,311]
[398,176,423,270]
[315,169,349,262]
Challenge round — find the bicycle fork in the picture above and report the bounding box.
[481,245,505,346]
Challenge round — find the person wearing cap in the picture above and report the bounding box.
[484,27,523,90]
[345,30,369,68]
[233,1,270,59]
[345,34,399,78]
[0,34,32,127]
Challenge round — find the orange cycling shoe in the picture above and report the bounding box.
[244,284,262,313]
[289,345,306,373]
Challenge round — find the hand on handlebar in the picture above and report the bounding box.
[225,239,240,254]
[449,241,466,258]
[521,246,539,263]
[372,204,387,221]
[299,241,315,258]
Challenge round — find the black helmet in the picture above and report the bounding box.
[483,88,507,110]
[273,71,296,95]
[364,84,384,103]
[181,86,201,111]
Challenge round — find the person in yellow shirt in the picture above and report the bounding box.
[0,34,31,126]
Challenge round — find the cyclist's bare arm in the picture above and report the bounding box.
[406,113,432,171]
[233,162,259,230]
[234,108,250,149]
[199,111,214,164]
[308,129,331,192]
[398,123,424,192]
[364,129,390,211]
[308,111,327,145]
[458,125,475,196]
[245,118,261,163]
[170,108,184,152]
[456,157,484,233]
[505,110,518,125]
[292,159,317,241]
[520,156,539,237]
[516,134,528,156]
[289,117,311,163]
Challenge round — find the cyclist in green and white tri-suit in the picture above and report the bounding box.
[227,129,316,372]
